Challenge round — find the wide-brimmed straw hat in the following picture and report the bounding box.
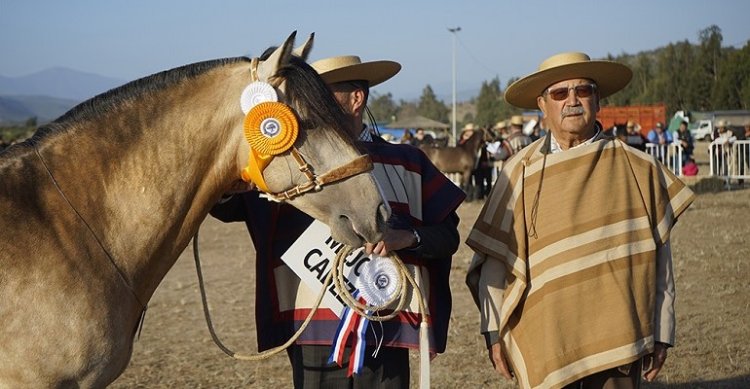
[510,115,524,127]
[493,120,507,130]
[310,55,401,87]
[504,52,633,109]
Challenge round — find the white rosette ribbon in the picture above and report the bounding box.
[355,255,401,307]
[240,81,278,114]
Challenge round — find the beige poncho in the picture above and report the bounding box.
[466,136,694,389]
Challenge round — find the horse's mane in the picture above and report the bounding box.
[259,48,353,147]
[25,57,249,144]
[26,49,352,149]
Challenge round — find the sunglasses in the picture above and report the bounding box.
[545,84,597,101]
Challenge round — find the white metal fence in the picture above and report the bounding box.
[709,140,750,183]
[645,143,684,176]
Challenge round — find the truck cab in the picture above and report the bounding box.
[690,119,713,141]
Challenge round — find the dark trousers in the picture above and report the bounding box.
[562,360,642,389]
[286,344,409,389]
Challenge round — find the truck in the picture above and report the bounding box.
[689,119,714,141]
[597,103,667,137]
[687,110,750,141]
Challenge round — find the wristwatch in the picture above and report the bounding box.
[410,228,421,248]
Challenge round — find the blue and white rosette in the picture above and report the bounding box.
[355,255,401,308]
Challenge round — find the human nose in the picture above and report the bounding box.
[565,87,580,104]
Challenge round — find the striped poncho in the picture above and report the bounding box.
[466,135,694,389]
[212,139,464,354]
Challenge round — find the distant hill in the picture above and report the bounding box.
[0,95,80,124]
[0,67,126,125]
[0,67,126,101]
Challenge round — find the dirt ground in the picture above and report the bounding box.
[111,154,750,388]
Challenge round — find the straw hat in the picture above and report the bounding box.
[463,123,476,131]
[493,120,508,130]
[504,52,633,109]
[310,55,401,87]
[510,115,524,127]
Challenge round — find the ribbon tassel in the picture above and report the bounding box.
[329,293,370,375]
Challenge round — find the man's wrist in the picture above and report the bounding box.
[409,228,421,249]
[483,331,500,349]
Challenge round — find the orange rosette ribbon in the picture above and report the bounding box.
[241,102,300,191]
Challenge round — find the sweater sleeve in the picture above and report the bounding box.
[654,240,676,346]
[466,251,507,344]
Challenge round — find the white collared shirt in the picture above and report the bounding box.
[549,129,600,154]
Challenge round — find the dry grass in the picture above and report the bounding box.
[111,186,750,388]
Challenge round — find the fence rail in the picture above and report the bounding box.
[709,140,750,183]
[645,143,684,176]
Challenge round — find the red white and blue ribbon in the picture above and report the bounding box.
[328,290,370,376]
[348,309,370,376]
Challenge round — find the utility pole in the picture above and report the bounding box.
[448,27,461,146]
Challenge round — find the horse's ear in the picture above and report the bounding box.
[292,33,314,61]
[257,31,297,81]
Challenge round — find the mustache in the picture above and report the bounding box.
[561,106,585,118]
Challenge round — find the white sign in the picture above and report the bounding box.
[281,220,373,318]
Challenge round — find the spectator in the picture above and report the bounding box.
[400,128,413,144]
[459,123,476,145]
[624,120,647,151]
[411,127,434,146]
[506,115,532,152]
[711,120,737,177]
[647,122,673,145]
[675,119,694,164]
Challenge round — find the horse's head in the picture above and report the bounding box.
[233,32,387,246]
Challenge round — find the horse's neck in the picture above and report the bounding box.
[39,66,247,302]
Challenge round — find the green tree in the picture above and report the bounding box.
[417,85,448,122]
[368,92,398,124]
[474,77,504,127]
[498,77,522,119]
[396,100,418,120]
[690,25,723,110]
[713,43,750,109]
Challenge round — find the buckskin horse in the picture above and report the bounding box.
[0,33,388,388]
[419,129,486,194]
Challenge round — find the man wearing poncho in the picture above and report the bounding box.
[212,55,464,388]
[466,52,694,389]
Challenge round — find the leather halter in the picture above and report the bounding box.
[245,57,374,202]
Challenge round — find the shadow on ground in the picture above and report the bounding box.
[647,375,750,388]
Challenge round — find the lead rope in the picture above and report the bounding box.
[193,229,430,388]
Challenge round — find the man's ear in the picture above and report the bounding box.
[351,88,367,114]
[537,96,547,118]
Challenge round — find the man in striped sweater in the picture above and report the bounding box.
[212,55,464,388]
[466,52,694,389]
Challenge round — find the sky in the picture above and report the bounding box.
[1,0,750,101]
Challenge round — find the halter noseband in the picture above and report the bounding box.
[241,57,373,202]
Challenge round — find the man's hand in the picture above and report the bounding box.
[489,343,513,380]
[643,342,668,382]
[364,228,416,256]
